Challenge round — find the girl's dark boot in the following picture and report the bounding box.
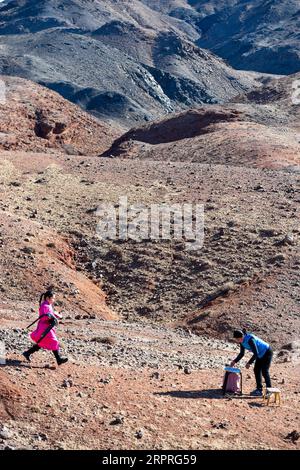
[53,350,68,366]
[23,344,41,362]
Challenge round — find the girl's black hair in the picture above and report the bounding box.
[39,290,55,306]
[233,328,247,338]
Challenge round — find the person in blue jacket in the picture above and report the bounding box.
[230,328,273,396]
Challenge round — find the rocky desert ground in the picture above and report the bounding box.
[0,70,299,450]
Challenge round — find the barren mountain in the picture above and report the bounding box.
[140,1,300,75]
[0,0,264,126]
[195,0,300,74]
[101,73,300,171]
[0,1,298,128]
[1,131,300,450]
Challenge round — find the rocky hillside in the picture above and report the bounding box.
[0,143,299,348]
[195,0,300,75]
[0,75,120,155]
[140,0,300,75]
[101,73,300,171]
[0,74,299,344]
[0,1,299,128]
[0,0,263,126]
[0,146,299,449]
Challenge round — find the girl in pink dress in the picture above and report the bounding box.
[23,290,68,365]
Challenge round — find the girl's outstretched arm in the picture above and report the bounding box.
[52,310,62,320]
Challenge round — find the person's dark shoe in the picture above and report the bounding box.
[22,351,31,363]
[56,356,68,366]
[250,389,263,397]
[53,350,68,366]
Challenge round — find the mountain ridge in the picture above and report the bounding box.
[0,0,267,126]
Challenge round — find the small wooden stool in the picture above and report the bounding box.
[263,387,282,406]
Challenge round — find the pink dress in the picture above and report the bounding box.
[30,301,60,351]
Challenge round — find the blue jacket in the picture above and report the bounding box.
[234,333,270,364]
[242,334,270,358]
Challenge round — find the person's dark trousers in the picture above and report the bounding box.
[26,344,41,355]
[23,343,41,362]
[254,348,273,390]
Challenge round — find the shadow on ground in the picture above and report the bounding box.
[154,389,260,400]
[0,358,55,370]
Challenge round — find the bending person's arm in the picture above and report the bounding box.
[247,338,259,365]
[233,344,245,364]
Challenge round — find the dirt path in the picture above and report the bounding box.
[0,357,299,450]
[0,305,299,450]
